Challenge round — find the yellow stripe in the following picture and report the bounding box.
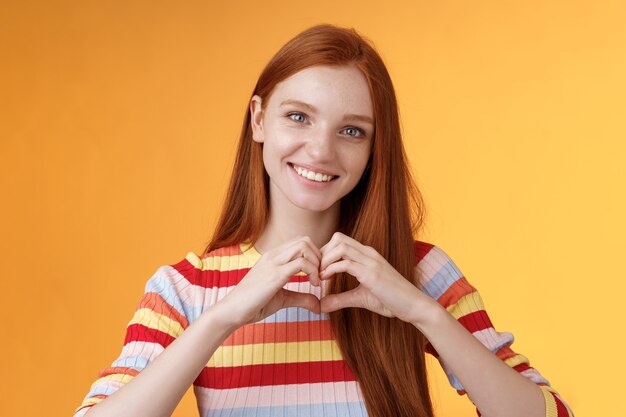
[186,250,257,271]
[540,385,559,417]
[76,375,135,411]
[207,340,343,367]
[540,384,559,395]
[186,249,306,275]
[92,373,135,386]
[446,291,485,319]
[75,396,103,411]
[185,252,203,268]
[540,386,573,417]
[503,353,530,368]
[128,308,184,338]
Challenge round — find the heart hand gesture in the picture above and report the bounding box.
[319,232,439,324]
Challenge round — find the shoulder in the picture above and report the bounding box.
[140,243,252,323]
[184,242,260,272]
[413,240,476,306]
[150,242,258,291]
[413,239,461,274]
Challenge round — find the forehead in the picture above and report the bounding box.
[267,65,373,117]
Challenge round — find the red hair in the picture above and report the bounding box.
[204,24,433,417]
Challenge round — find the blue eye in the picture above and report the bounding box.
[344,127,365,138]
[288,112,306,123]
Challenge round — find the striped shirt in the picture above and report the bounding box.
[74,240,574,417]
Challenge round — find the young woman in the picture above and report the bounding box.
[74,24,573,417]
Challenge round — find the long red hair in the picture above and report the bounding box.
[203,24,433,417]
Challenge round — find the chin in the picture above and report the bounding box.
[291,197,337,213]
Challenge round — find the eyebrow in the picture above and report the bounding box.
[279,99,374,125]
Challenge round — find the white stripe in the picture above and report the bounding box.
[194,381,364,409]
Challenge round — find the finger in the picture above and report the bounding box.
[320,232,363,255]
[276,237,321,266]
[320,287,364,313]
[320,231,342,256]
[320,259,365,282]
[320,240,370,277]
[281,289,321,314]
[300,236,323,262]
[282,256,321,286]
[320,234,370,272]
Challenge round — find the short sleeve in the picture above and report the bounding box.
[414,241,574,417]
[73,257,199,416]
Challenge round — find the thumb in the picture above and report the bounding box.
[281,289,321,314]
[320,287,364,313]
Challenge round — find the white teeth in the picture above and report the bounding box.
[293,164,335,182]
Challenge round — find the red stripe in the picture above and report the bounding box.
[205,245,245,257]
[170,245,252,289]
[123,323,176,347]
[415,240,435,265]
[171,258,309,289]
[494,346,518,361]
[425,342,439,358]
[512,362,531,373]
[223,320,334,346]
[172,241,435,289]
[457,310,494,333]
[137,292,189,329]
[436,278,477,309]
[170,259,237,288]
[195,360,357,389]
[551,391,570,416]
[76,395,107,412]
[98,366,139,378]
[172,241,432,289]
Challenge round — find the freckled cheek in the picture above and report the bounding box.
[275,131,308,153]
[340,146,370,172]
[263,136,302,164]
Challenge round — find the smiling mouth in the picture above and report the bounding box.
[289,163,338,183]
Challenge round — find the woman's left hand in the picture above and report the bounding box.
[319,232,441,324]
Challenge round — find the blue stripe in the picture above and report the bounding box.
[489,331,515,353]
[144,266,210,323]
[111,355,150,370]
[145,267,330,325]
[420,248,464,300]
[447,372,465,391]
[85,382,125,398]
[203,401,368,417]
[257,308,329,324]
[145,267,190,315]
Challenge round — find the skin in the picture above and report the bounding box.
[250,64,374,252]
[84,64,546,417]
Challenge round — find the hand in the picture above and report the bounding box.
[319,232,439,324]
[216,236,322,327]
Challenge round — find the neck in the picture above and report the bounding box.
[254,196,340,254]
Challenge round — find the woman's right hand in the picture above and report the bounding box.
[214,236,323,328]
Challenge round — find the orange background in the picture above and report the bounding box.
[1,1,624,416]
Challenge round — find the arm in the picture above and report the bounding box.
[82,302,236,417]
[74,260,238,417]
[415,244,574,417]
[75,238,323,417]
[418,302,547,417]
[318,234,573,417]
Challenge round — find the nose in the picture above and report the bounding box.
[305,128,336,162]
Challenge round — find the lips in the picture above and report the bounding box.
[289,163,339,183]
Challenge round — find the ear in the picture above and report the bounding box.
[250,95,265,143]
